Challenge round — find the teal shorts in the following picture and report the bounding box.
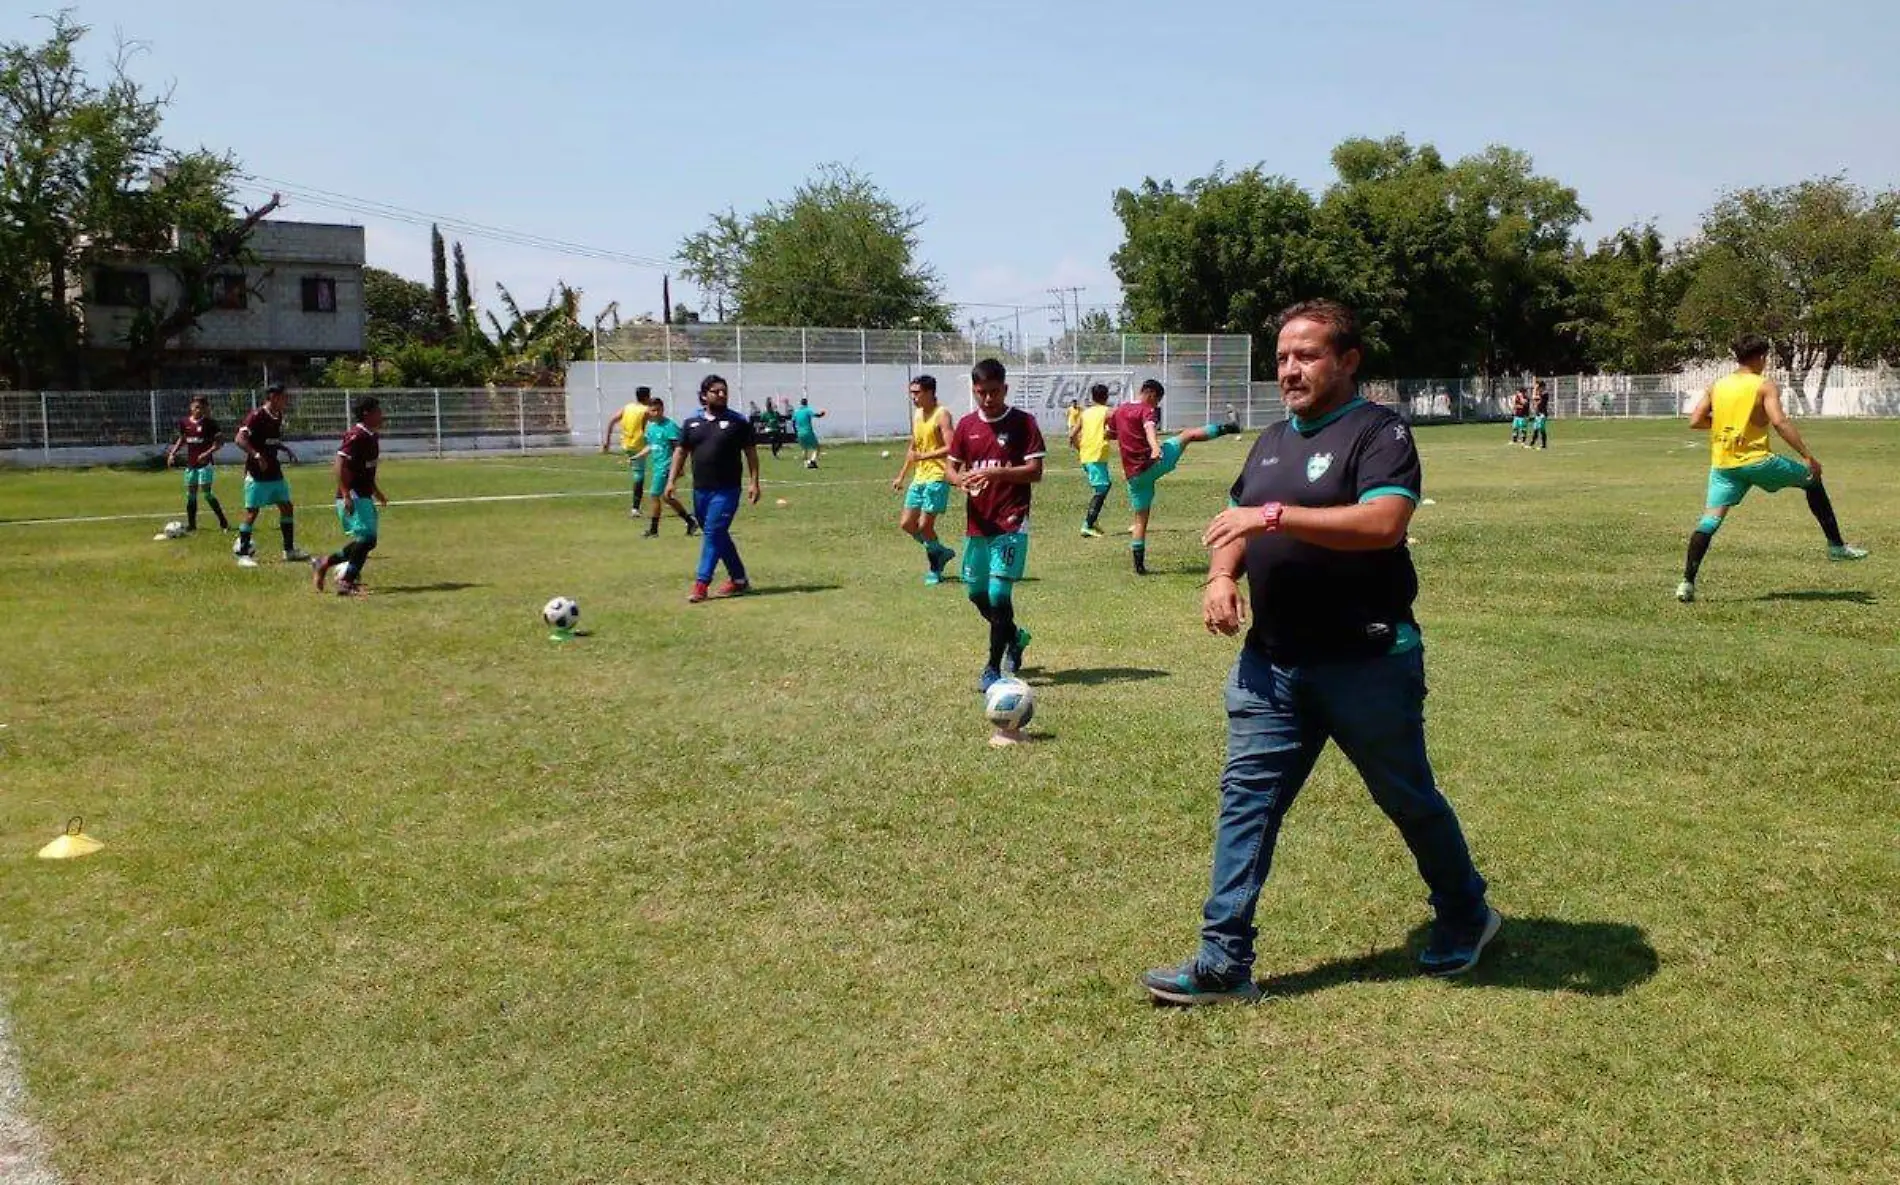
[1126,437,1186,513]
[644,461,671,497]
[183,465,215,489]
[962,531,1029,587]
[336,497,379,540]
[1081,461,1112,493]
[1706,457,1813,508]
[628,455,647,482]
[1531,415,1547,431]
[797,431,820,450]
[904,479,950,515]
[1511,417,1527,432]
[243,477,292,510]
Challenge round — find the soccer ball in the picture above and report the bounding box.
[162,521,186,538]
[984,678,1035,732]
[880,450,891,458]
[542,596,580,631]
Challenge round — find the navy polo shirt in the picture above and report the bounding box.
[1228,397,1422,665]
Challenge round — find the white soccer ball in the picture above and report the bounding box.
[162,521,187,539]
[984,678,1035,732]
[880,450,891,458]
[542,596,580,631]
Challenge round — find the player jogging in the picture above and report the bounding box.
[1109,379,1241,575]
[1070,383,1115,537]
[946,358,1045,692]
[1676,334,1868,602]
[1064,397,1082,442]
[793,398,827,468]
[1528,382,1551,450]
[890,375,958,584]
[232,383,307,568]
[164,394,230,532]
[633,397,698,538]
[602,387,653,517]
[313,397,388,596]
[666,374,762,603]
[1509,387,1530,445]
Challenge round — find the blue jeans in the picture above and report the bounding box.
[691,487,747,585]
[1198,644,1488,978]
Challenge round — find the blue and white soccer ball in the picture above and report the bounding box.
[984,678,1035,731]
[542,596,580,631]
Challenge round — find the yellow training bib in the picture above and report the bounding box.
[1709,373,1772,469]
[911,406,950,484]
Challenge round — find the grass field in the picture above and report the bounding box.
[2,419,1896,1184]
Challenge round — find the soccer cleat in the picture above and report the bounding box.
[685,517,700,536]
[1079,525,1103,538]
[284,547,310,562]
[629,506,642,519]
[1139,958,1261,1006]
[804,458,818,469]
[923,570,943,586]
[1003,627,1031,676]
[1418,907,1503,977]
[641,524,659,538]
[927,544,955,583]
[688,581,710,604]
[1675,580,1696,603]
[715,579,751,598]
[977,667,1003,694]
[334,578,370,597]
[235,554,259,569]
[1220,409,1243,434]
[311,555,333,591]
[1828,543,1869,561]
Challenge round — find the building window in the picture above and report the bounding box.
[210,273,248,310]
[301,276,337,313]
[94,268,151,308]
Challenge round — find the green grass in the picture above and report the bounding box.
[1,421,1896,1183]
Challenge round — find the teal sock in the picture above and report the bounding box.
[238,522,254,552]
[1206,421,1238,437]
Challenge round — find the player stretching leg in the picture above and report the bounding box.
[315,398,388,596]
[602,387,653,518]
[947,359,1045,691]
[1071,384,1115,537]
[636,397,697,537]
[165,394,230,532]
[1677,333,1868,602]
[890,375,958,584]
[233,383,307,567]
[1110,379,1242,575]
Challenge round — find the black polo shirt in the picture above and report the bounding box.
[679,407,755,490]
[1228,397,1422,665]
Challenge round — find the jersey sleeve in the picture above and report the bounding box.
[1230,431,1272,506]
[1021,413,1047,459]
[1354,416,1423,503]
[946,417,969,463]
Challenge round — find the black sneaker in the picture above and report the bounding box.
[642,524,659,538]
[1140,958,1260,1006]
[1418,907,1503,977]
[685,517,700,536]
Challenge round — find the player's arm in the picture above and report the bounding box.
[891,452,913,490]
[987,456,1045,486]
[1144,419,1163,457]
[1762,382,1821,476]
[602,412,622,452]
[333,449,353,507]
[1687,387,1713,430]
[743,442,762,504]
[235,424,262,465]
[1202,537,1249,636]
[663,437,688,497]
[277,440,298,464]
[165,428,185,465]
[1205,497,1412,552]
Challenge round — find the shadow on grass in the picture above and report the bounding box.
[1753,589,1875,604]
[1033,667,1170,687]
[736,583,842,599]
[1254,916,1658,999]
[376,581,485,595]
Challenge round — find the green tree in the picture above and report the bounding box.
[451,240,474,334]
[0,13,257,386]
[362,267,436,352]
[1564,225,1697,373]
[1677,178,1900,412]
[678,164,954,329]
[429,224,450,335]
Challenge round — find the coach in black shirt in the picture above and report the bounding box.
[1141,299,1499,1006]
[665,374,761,603]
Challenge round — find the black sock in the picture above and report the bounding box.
[1685,529,1715,582]
[186,494,198,530]
[1085,492,1106,528]
[280,518,296,552]
[987,597,1016,670]
[1805,483,1844,547]
[1132,541,1147,573]
[206,495,228,528]
[676,505,694,524]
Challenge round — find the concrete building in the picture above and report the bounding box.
[83,220,366,385]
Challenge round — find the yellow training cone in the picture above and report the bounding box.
[37,816,103,860]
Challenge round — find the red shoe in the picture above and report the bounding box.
[714,579,751,598]
[688,581,710,604]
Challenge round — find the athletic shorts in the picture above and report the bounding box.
[796,431,820,450]
[627,455,647,481]
[1081,461,1112,493]
[1531,416,1547,431]
[904,480,950,515]
[1125,437,1186,513]
[1511,417,1527,432]
[183,465,215,489]
[962,531,1029,587]
[336,497,379,540]
[1706,456,1813,508]
[644,462,671,497]
[243,477,292,510]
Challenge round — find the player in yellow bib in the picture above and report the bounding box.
[1070,383,1115,536]
[602,388,653,517]
[1677,334,1867,602]
[890,375,958,584]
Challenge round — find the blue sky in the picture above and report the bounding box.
[8,0,1897,331]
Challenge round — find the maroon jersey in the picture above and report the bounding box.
[337,423,380,496]
[1110,401,1160,478]
[948,406,1046,537]
[238,407,286,481]
[177,415,222,467]
[1512,392,1530,417]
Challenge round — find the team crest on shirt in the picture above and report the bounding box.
[996,433,1009,446]
[1306,452,1334,481]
